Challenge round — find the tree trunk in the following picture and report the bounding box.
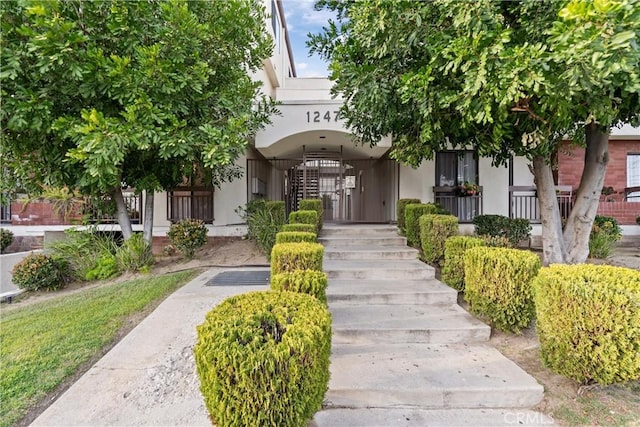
[532,155,566,265]
[563,123,609,264]
[142,190,154,245]
[111,186,133,240]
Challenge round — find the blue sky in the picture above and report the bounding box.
[281,0,335,77]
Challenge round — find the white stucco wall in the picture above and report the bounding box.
[214,155,248,226]
[479,158,510,215]
[399,162,435,203]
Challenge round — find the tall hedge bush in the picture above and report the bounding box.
[281,223,316,233]
[271,269,328,304]
[396,198,421,235]
[299,199,323,231]
[464,247,541,333]
[419,214,459,265]
[533,264,640,384]
[441,236,485,291]
[275,231,317,244]
[288,210,318,233]
[271,242,324,276]
[405,203,439,247]
[194,291,332,427]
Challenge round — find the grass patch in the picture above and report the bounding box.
[0,270,198,427]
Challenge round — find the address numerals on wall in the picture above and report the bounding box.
[306,111,340,123]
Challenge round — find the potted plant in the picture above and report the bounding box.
[457,181,479,197]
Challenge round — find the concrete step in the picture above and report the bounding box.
[327,279,457,305]
[324,260,434,280]
[321,225,399,236]
[324,343,544,410]
[313,408,553,426]
[330,304,490,344]
[319,236,408,247]
[324,246,419,260]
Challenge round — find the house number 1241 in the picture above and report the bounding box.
[306,111,340,123]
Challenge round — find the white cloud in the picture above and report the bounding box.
[297,62,309,70]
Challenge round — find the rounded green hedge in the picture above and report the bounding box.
[194,291,332,427]
[299,199,323,231]
[464,247,540,333]
[405,203,439,247]
[441,235,485,291]
[271,242,324,276]
[288,210,318,232]
[275,231,317,244]
[11,252,66,291]
[533,264,640,384]
[396,198,420,235]
[271,269,328,303]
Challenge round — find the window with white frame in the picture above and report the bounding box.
[627,153,640,201]
[271,1,281,55]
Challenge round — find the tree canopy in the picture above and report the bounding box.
[309,0,640,264]
[1,0,275,239]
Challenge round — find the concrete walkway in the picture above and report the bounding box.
[312,224,552,426]
[33,225,553,426]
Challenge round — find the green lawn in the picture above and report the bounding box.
[0,270,198,427]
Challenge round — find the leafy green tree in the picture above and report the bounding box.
[1,0,275,243]
[309,0,640,264]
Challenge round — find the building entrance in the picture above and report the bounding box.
[247,153,398,223]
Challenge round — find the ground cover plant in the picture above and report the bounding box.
[0,270,197,427]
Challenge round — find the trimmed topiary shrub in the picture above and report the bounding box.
[195,290,332,427]
[396,198,421,235]
[441,235,485,291]
[271,242,324,276]
[288,210,318,232]
[405,203,439,247]
[275,231,317,244]
[271,269,328,304]
[11,252,66,291]
[472,215,531,247]
[419,214,459,265]
[533,264,640,385]
[281,223,316,233]
[167,219,208,260]
[1,228,14,253]
[299,199,323,231]
[464,247,541,333]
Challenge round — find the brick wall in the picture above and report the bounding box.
[10,201,81,225]
[558,139,640,224]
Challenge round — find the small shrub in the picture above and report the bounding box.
[85,254,118,281]
[479,234,513,248]
[281,223,316,233]
[271,242,324,276]
[419,214,459,265]
[271,269,328,303]
[1,228,14,253]
[162,244,177,256]
[11,252,66,291]
[533,264,640,384]
[589,215,622,259]
[405,203,439,247]
[299,199,323,231]
[116,233,154,272]
[275,231,317,244]
[464,247,541,333]
[167,219,208,260]
[288,210,318,232]
[441,235,485,291]
[246,205,284,261]
[194,290,332,427]
[636,215,640,225]
[47,227,119,280]
[472,215,531,246]
[265,201,286,226]
[396,198,421,235]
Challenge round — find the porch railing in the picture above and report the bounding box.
[509,186,573,223]
[433,186,483,223]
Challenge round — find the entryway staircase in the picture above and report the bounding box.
[312,224,551,426]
